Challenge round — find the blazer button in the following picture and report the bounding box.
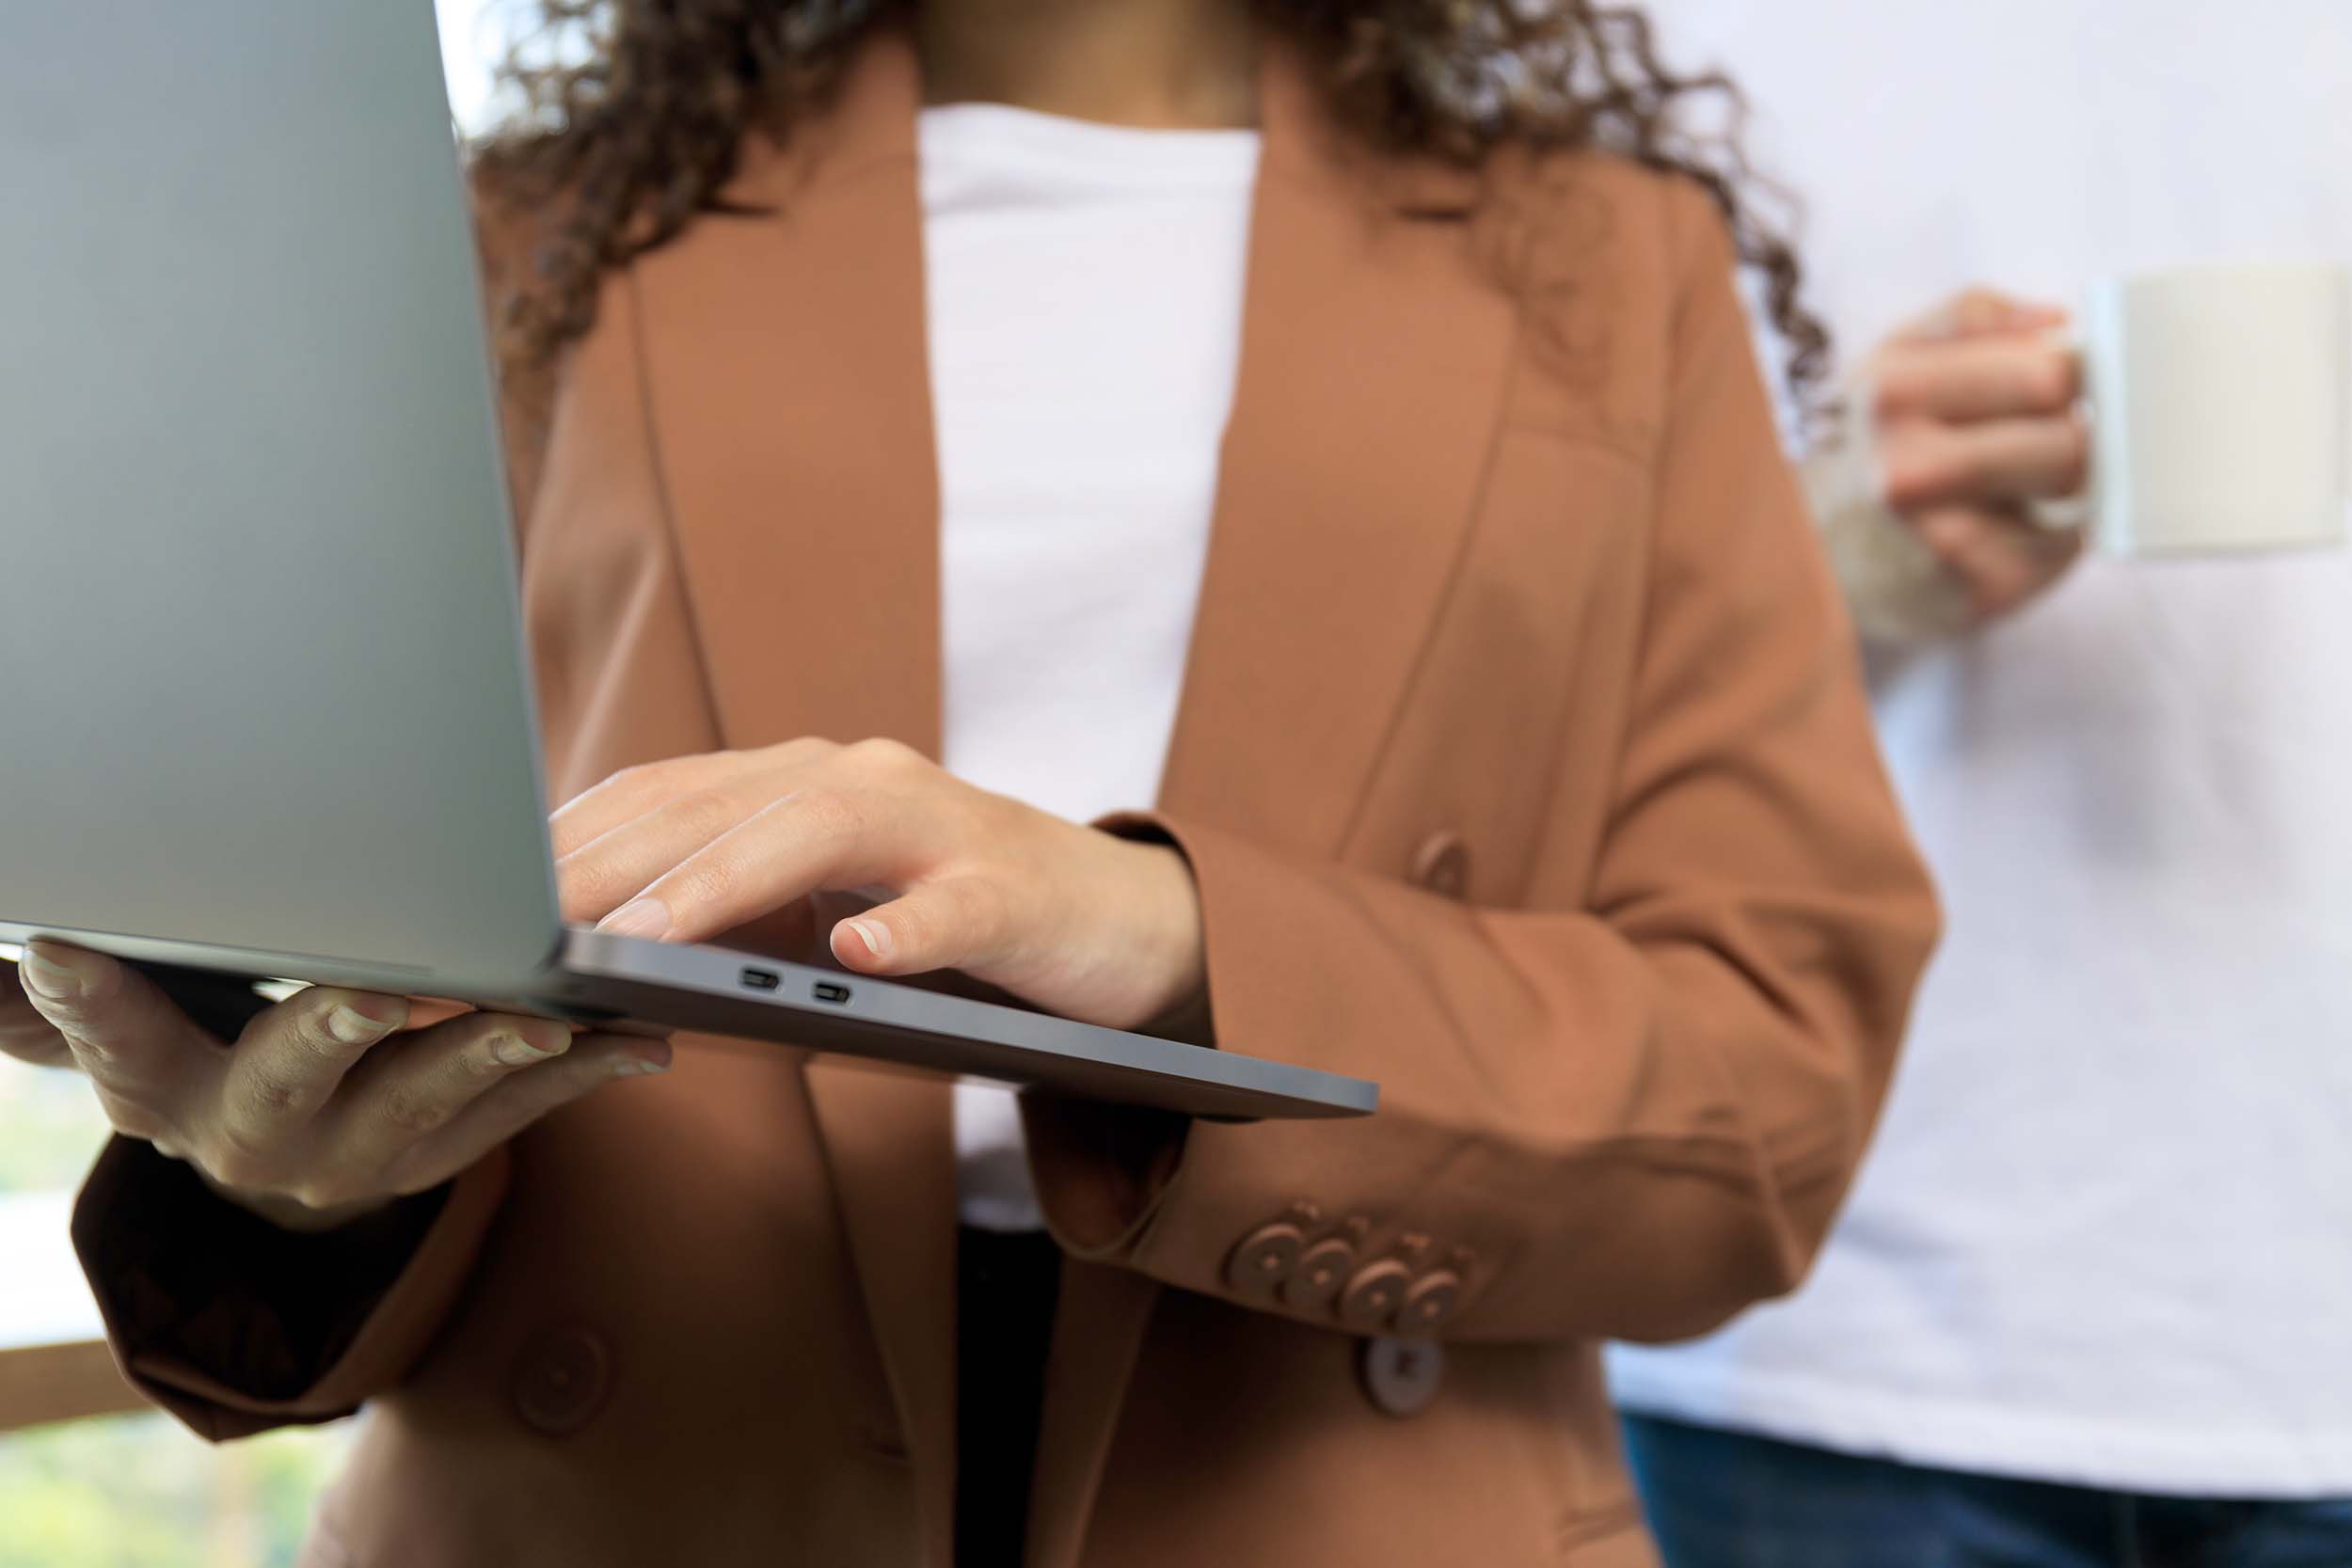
[512,1325,613,1438]
[1337,1259,1413,1330]
[1359,1336,1446,1418]
[1410,832,1471,899]
[1279,1237,1358,1311]
[1398,1270,1464,1336]
[1226,1222,1306,1299]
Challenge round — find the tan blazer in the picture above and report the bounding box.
[73,31,1936,1568]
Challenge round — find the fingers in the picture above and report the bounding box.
[211,988,412,1160]
[831,875,1015,977]
[320,1009,577,1177]
[1910,503,2088,620]
[600,784,938,945]
[549,754,740,860]
[1881,413,2090,512]
[16,942,204,1110]
[1901,288,2067,342]
[557,780,789,924]
[1874,336,2080,424]
[548,740,839,861]
[393,1033,671,1196]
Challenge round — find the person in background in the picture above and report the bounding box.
[1609,2,2352,1564]
[0,3,1934,1566]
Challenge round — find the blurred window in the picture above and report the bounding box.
[0,1003,349,1568]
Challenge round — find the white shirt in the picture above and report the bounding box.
[1608,0,2352,1496]
[920,104,1260,1231]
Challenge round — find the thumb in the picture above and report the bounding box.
[830,877,1013,980]
[3,960,76,1068]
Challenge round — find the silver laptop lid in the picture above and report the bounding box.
[0,1,563,982]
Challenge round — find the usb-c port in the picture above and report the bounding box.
[813,981,852,1005]
[739,966,781,992]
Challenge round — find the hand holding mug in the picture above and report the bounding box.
[1861,288,2091,623]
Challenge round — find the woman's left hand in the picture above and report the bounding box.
[550,738,1204,1033]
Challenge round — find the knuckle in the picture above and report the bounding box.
[1865,366,1914,424]
[1877,446,1941,512]
[379,1084,455,1138]
[658,789,746,847]
[672,853,743,912]
[198,1139,278,1196]
[845,736,922,775]
[242,1068,310,1121]
[26,991,90,1032]
[767,736,838,766]
[794,786,866,842]
[60,1030,119,1073]
[463,1037,521,1082]
[1952,287,2008,328]
[563,852,644,911]
[285,1178,358,1213]
[2024,352,2077,411]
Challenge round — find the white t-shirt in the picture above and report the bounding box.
[1608,0,2352,1497]
[919,104,1260,1231]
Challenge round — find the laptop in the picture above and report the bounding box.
[0,0,1375,1124]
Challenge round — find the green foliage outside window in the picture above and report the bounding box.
[0,1417,350,1568]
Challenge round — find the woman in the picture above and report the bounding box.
[3,1,1936,1563]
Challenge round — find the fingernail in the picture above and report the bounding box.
[19,946,98,1001]
[844,918,891,960]
[612,1055,670,1077]
[596,897,672,942]
[491,1024,571,1067]
[326,1005,398,1045]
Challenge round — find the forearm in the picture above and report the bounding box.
[1025,813,1934,1347]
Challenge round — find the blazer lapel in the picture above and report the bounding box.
[632,32,941,757]
[626,34,959,1559]
[1152,46,1516,851]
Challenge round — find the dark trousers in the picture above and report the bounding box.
[956,1226,1063,1568]
[1623,1416,2352,1568]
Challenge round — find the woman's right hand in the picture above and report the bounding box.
[2,942,670,1233]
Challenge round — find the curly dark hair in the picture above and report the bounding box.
[475,0,1827,416]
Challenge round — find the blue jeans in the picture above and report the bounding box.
[1622,1415,2352,1568]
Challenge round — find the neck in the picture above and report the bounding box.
[914,0,1259,128]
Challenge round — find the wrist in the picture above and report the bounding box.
[193,1164,393,1235]
[1106,837,1207,1031]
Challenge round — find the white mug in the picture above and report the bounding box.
[2042,261,2351,556]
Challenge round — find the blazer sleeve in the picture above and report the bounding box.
[70,1141,508,1442]
[1024,183,1941,1346]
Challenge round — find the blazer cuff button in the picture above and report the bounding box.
[1279,1237,1359,1311]
[1338,1259,1413,1330]
[1399,1270,1463,1336]
[1226,1222,1307,1299]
